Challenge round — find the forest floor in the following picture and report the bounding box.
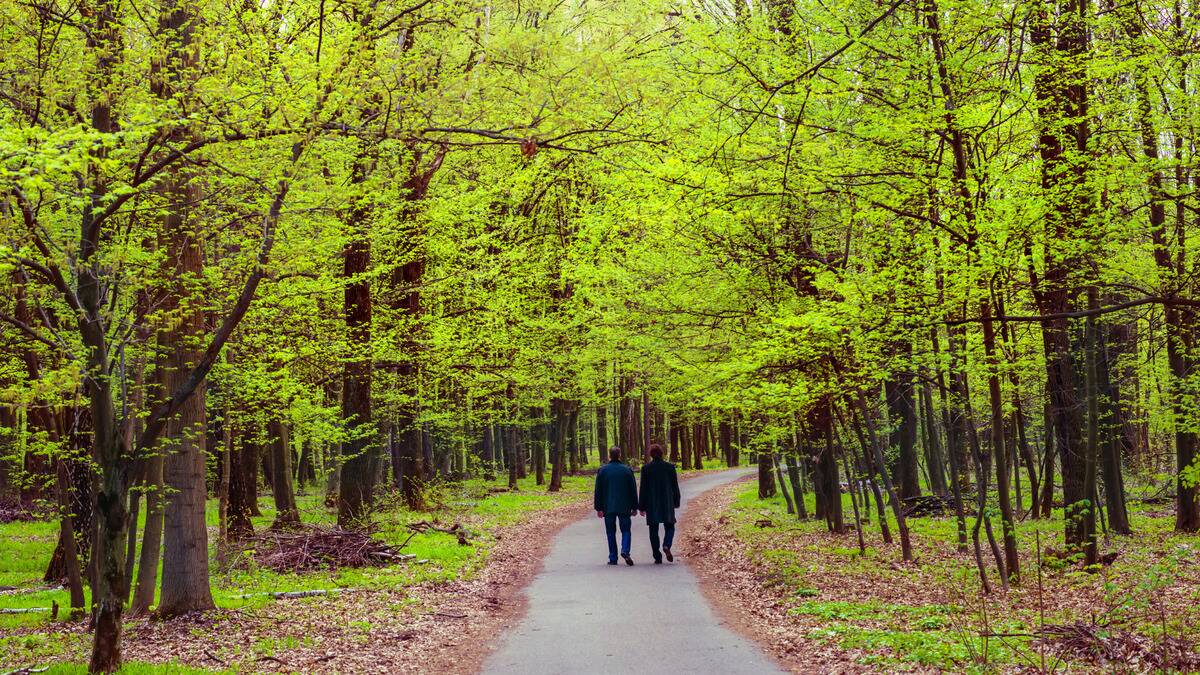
[686,477,1200,674]
[0,475,595,673]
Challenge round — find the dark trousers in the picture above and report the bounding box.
[648,522,676,560]
[604,513,632,562]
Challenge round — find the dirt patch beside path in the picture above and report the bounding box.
[682,477,876,674]
[45,497,592,674]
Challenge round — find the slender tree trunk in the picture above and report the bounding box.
[1081,289,1101,565]
[920,379,948,496]
[773,453,794,515]
[596,404,608,456]
[786,451,806,519]
[130,450,164,615]
[549,400,565,492]
[982,298,1020,582]
[55,456,85,618]
[852,395,912,560]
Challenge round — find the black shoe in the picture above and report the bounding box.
[622,553,634,566]
[607,560,618,565]
[654,557,663,565]
[664,547,674,562]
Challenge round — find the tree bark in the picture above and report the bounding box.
[337,153,377,528]
[267,420,299,528]
[981,298,1020,582]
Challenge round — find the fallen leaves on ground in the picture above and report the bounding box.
[682,479,1200,674]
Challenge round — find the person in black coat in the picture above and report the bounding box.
[594,446,639,565]
[638,443,681,564]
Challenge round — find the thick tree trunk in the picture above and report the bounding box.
[818,421,843,533]
[482,426,496,481]
[150,0,215,618]
[719,420,734,467]
[338,173,376,527]
[227,432,256,540]
[1097,321,1131,535]
[886,369,921,501]
[267,420,299,529]
[757,444,775,499]
[1032,0,1094,552]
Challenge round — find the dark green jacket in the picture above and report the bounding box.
[639,458,680,525]
[594,460,638,515]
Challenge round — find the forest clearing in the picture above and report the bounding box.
[3,0,1200,671]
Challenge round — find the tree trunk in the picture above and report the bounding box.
[227,431,256,540]
[596,404,608,456]
[267,420,299,528]
[549,400,565,492]
[886,369,921,501]
[757,444,775,498]
[773,454,795,515]
[981,298,1020,582]
[130,449,164,615]
[482,425,496,481]
[919,380,948,496]
[1097,319,1131,535]
[852,396,912,561]
[338,162,377,527]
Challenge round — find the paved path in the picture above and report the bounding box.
[483,469,783,675]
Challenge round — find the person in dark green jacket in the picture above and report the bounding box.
[638,443,680,564]
[594,447,639,565]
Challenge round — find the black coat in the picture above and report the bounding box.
[639,459,680,525]
[594,460,638,515]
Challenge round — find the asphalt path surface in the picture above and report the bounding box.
[482,468,783,675]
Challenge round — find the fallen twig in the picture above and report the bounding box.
[234,588,359,600]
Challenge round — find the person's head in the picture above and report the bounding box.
[649,443,664,460]
[608,446,622,462]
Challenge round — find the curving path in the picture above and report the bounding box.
[482,468,783,675]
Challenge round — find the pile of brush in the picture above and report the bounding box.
[1037,622,1200,671]
[251,525,412,573]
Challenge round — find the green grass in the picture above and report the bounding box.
[725,479,1200,671]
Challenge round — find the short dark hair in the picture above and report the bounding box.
[608,446,622,461]
[649,443,664,459]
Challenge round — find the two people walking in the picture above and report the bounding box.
[593,443,681,565]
